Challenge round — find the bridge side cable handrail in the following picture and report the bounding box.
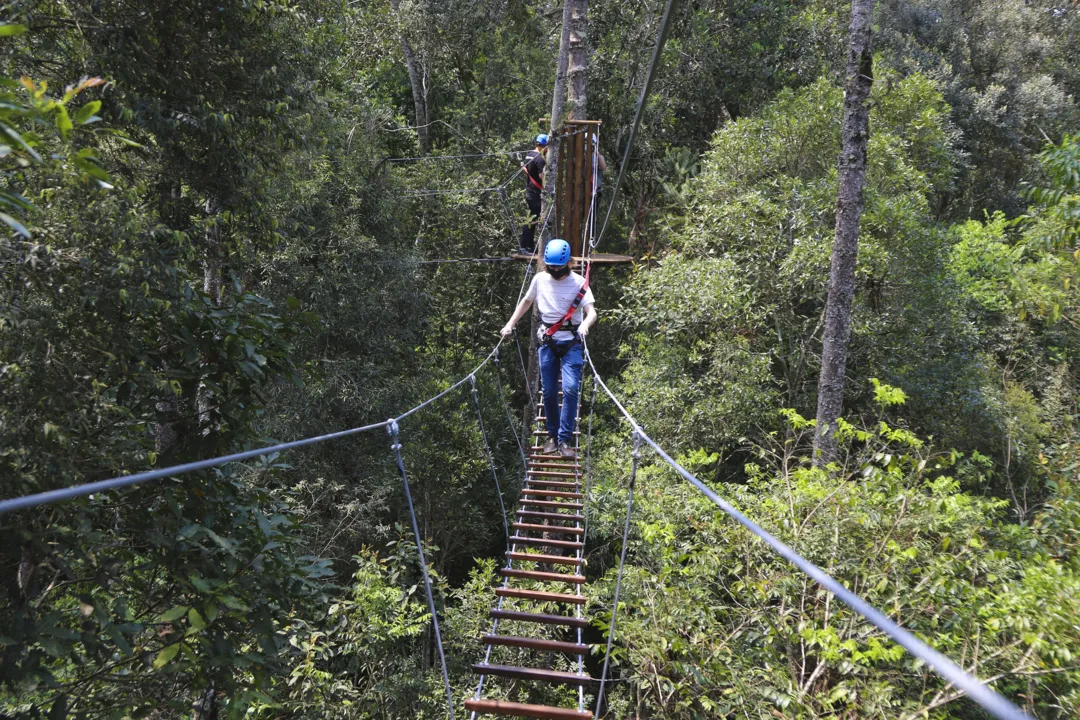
[580,341,1030,720]
[0,341,504,516]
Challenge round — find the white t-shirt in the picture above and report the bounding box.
[525,271,595,342]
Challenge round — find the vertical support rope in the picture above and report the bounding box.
[493,350,529,470]
[593,430,642,719]
[468,373,510,544]
[582,369,599,542]
[388,420,457,720]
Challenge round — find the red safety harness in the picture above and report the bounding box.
[539,261,592,345]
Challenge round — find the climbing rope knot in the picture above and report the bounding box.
[468,373,478,395]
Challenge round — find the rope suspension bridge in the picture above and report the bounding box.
[0,311,1033,720]
[0,2,1033,718]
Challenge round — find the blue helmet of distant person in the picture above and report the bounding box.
[544,239,571,267]
[535,133,549,147]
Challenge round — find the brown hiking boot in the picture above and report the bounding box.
[558,442,576,459]
[542,437,558,454]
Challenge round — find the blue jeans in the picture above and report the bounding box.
[538,340,583,444]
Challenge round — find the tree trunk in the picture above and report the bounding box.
[812,0,876,467]
[543,0,573,242]
[524,0,575,435]
[202,197,222,306]
[567,0,588,121]
[388,0,429,151]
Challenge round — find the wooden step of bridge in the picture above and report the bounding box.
[464,699,590,720]
[472,663,594,686]
[507,551,580,566]
[516,510,583,523]
[495,587,586,605]
[520,499,583,511]
[524,478,580,489]
[481,634,589,655]
[490,608,589,629]
[512,522,583,535]
[521,489,584,500]
[509,535,584,550]
[499,568,585,584]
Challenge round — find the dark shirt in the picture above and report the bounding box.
[524,150,545,197]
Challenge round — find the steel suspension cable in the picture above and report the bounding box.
[593,430,642,719]
[594,0,680,248]
[388,420,456,720]
[580,340,1029,720]
[1,341,505,516]
[582,368,600,542]
[0,420,391,516]
[468,374,510,543]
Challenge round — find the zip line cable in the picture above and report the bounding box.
[580,341,1031,720]
[594,0,680,248]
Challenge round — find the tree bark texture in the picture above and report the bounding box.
[567,0,588,121]
[388,0,429,151]
[812,0,875,467]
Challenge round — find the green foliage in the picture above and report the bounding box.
[588,404,1080,718]
[619,71,963,451]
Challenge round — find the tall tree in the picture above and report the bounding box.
[567,0,589,121]
[544,0,574,233]
[388,0,429,151]
[813,0,876,466]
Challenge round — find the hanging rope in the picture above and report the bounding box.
[580,340,1029,720]
[492,349,528,470]
[388,420,457,720]
[582,368,600,542]
[594,0,681,248]
[593,430,641,718]
[468,373,510,543]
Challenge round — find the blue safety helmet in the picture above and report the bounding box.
[544,239,571,267]
[535,133,549,147]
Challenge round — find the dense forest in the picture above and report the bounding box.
[1,0,1079,718]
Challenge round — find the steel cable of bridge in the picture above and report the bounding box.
[0,341,504,515]
[469,373,511,545]
[388,420,456,720]
[580,339,1031,720]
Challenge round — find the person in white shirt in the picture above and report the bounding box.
[501,239,596,458]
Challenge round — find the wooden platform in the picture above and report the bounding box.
[509,251,633,265]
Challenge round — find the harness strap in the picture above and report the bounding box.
[543,262,592,339]
[524,151,544,191]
